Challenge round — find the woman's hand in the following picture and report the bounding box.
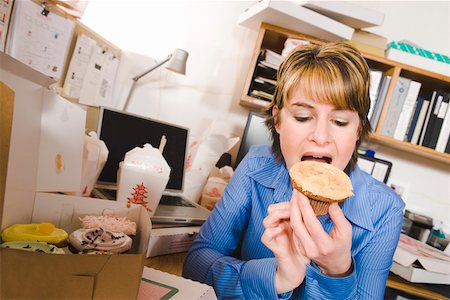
[261,202,310,294]
[290,190,353,277]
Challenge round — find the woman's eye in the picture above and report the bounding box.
[333,119,348,127]
[295,116,311,122]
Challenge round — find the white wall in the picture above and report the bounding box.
[81,1,450,224]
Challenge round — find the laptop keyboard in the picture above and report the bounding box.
[160,195,196,207]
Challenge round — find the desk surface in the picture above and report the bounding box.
[145,253,449,299]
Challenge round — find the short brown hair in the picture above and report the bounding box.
[265,42,372,171]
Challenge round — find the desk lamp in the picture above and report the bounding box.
[122,48,189,111]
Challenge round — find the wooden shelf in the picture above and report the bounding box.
[367,133,450,164]
[240,23,450,164]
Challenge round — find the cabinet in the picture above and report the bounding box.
[240,23,450,164]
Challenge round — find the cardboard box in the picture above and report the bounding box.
[391,234,450,284]
[147,226,200,258]
[0,52,151,299]
[139,266,216,300]
[1,193,152,299]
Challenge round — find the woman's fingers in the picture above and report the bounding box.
[261,226,282,246]
[297,195,331,243]
[263,202,291,228]
[328,202,352,236]
[290,190,317,254]
[267,201,290,214]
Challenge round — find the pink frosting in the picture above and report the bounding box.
[79,215,136,235]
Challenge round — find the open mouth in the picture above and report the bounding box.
[301,155,332,164]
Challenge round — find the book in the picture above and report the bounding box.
[385,47,450,77]
[350,29,387,49]
[393,80,422,141]
[381,77,411,137]
[411,99,431,145]
[436,93,450,152]
[299,1,385,29]
[446,137,450,154]
[421,91,443,147]
[264,49,283,69]
[238,0,354,41]
[367,69,383,120]
[405,97,424,143]
[369,75,391,130]
[250,89,273,102]
[255,63,277,79]
[346,40,384,57]
[418,91,438,146]
[428,92,449,149]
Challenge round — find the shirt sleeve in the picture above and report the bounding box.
[182,159,282,299]
[302,194,404,300]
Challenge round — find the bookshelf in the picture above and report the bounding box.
[240,23,450,164]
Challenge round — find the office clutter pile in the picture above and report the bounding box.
[182,121,239,204]
[392,210,450,284]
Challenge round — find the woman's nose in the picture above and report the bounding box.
[310,121,331,145]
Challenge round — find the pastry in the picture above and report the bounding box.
[69,228,132,254]
[79,215,136,235]
[0,241,65,254]
[1,222,68,247]
[289,161,353,216]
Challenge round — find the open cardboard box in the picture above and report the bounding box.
[391,233,450,284]
[1,193,151,299]
[1,52,151,299]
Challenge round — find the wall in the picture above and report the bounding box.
[81,1,449,224]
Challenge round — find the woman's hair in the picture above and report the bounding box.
[265,42,371,171]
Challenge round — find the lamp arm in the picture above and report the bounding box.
[132,54,172,81]
[122,54,172,111]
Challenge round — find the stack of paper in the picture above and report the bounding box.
[238,0,386,42]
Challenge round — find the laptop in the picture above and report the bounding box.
[93,107,210,225]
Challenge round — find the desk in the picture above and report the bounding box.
[145,253,449,299]
[145,252,187,277]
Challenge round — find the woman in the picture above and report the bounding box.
[183,43,404,299]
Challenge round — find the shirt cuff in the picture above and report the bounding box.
[241,257,293,300]
[305,260,357,300]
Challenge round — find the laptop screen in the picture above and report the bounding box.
[96,108,188,192]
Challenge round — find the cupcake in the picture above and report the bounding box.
[289,161,353,216]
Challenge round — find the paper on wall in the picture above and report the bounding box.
[5,0,75,79]
[78,45,119,107]
[62,33,97,99]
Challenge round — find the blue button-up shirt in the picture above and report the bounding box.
[183,145,405,299]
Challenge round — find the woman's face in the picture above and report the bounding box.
[273,87,360,171]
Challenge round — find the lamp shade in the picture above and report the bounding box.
[165,48,189,75]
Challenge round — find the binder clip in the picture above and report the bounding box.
[41,2,50,16]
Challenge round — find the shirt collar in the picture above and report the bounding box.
[248,161,291,203]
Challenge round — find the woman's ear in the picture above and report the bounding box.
[272,105,280,132]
